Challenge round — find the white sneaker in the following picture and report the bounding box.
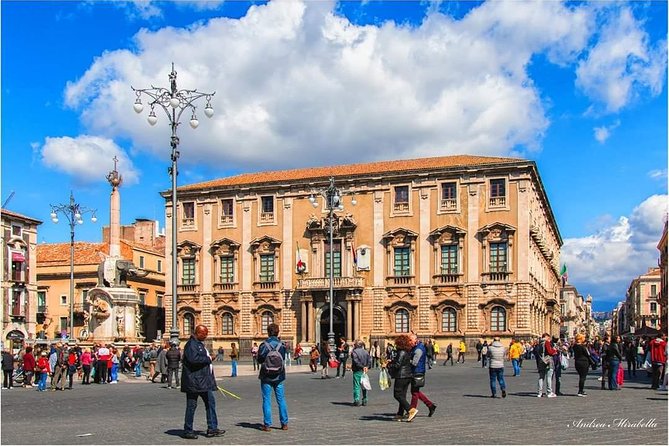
[537,393,543,398]
[597,377,602,381]
[547,393,557,398]
[577,393,586,397]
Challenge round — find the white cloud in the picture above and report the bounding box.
[576,6,667,113]
[648,169,667,180]
[59,1,666,173]
[40,135,139,185]
[593,119,620,143]
[561,194,668,303]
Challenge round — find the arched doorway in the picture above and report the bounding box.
[6,330,25,354]
[319,306,346,344]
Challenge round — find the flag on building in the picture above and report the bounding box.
[351,240,358,265]
[296,241,306,273]
[560,263,568,286]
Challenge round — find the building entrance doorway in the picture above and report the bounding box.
[319,306,346,344]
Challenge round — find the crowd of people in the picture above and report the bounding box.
[1,340,184,391]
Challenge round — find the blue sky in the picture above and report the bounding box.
[2,0,667,312]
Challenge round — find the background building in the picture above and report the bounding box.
[163,155,562,352]
[658,221,667,334]
[1,209,42,351]
[36,219,165,341]
[560,285,597,339]
[625,267,662,334]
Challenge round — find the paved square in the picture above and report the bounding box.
[1,360,666,444]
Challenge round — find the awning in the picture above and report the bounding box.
[11,252,25,262]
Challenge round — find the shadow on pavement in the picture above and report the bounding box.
[164,429,186,437]
[236,422,265,431]
[331,401,355,406]
[507,392,538,397]
[462,394,491,398]
[359,414,396,422]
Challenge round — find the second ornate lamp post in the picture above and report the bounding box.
[50,192,97,339]
[132,64,215,344]
[309,177,356,351]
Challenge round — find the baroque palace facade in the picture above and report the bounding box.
[164,155,562,351]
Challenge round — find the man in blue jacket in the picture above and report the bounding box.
[180,325,224,439]
[257,323,289,432]
[407,333,437,421]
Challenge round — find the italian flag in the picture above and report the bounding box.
[560,263,568,285]
[296,242,306,273]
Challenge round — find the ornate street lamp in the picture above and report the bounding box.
[132,64,215,344]
[50,192,97,339]
[309,177,356,352]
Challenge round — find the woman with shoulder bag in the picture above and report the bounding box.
[573,334,591,397]
[388,335,414,421]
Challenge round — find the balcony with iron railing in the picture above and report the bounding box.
[297,276,365,290]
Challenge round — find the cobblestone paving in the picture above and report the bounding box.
[1,359,666,445]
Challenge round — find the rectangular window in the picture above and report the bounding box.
[489,242,507,272]
[182,258,196,284]
[441,182,457,210]
[11,289,22,316]
[157,294,163,309]
[60,317,68,333]
[324,240,342,278]
[37,291,46,313]
[259,254,275,282]
[651,285,657,296]
[139,292,146,306]
[221,199,234,224]
[182,202,195,226]
[157,259,162,272]
[220,256,234,283]
[60,295,67,305]
[395,310,409,333]
[489,179,506,207]
[394,247,411,276]
[260,196,274,223]
[11,224,22,236]
[11,259,24,282]
[394,186,409,212]
[222,313,234,335]
[650,302,657,313]
[440,245,458,274]
[139,256,145,269]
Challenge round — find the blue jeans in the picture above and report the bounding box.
[609,360,620,390]
[489,368,506,396]
[184,391,218,433]
[261,381,289,427]
[511,359,520,376]
[231,360,237,377]
[134,362,142,377]
[110,363,118,382]
[38,372,47,391]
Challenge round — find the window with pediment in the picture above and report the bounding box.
[430,225,465,283]
[211,238,240,286]
[383,229,417,284]
[177,241,201,286]
[250,236,281,285]
[183,313,195,336]
[221,312,234,335]
[395,309,409,333]
[478,223,514,282]
[442,308,457,332]
[490,306,506,331]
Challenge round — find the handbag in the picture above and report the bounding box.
[328,359,340,368]
[361,372,372,391]
[412,374,425,388]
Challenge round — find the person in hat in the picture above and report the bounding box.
[166,341,181,389]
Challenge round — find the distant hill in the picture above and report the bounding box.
[592,311,612,322]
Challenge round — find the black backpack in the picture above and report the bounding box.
[260,342,285,377]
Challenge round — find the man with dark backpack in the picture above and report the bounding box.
[257,323,289,432]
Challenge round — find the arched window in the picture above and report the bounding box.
[442,308,457,332]
[183,313,195,336]
[221,312,234,335]
[490,306,506,332]
[261,311,274,334]
[395,309,409,333]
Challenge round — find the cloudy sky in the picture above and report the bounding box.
[2,0,667,311]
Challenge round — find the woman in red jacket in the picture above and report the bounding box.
[22,346,36,388]
[36,351,50,391]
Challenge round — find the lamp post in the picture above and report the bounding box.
[309,177,356,351]
[132,63,215,344]
[50,192,97,340]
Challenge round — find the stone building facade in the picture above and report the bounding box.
[658,221,667,334]
[559,285,595,339]
[1,209,42,351]
[625,267,662,333]
[163,155,562,352]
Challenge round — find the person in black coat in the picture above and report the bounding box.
[607,335,623,391]
[166,342,181,389]
[2,349,14,389]
[180,325,224,439]
[386,334,414,421]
